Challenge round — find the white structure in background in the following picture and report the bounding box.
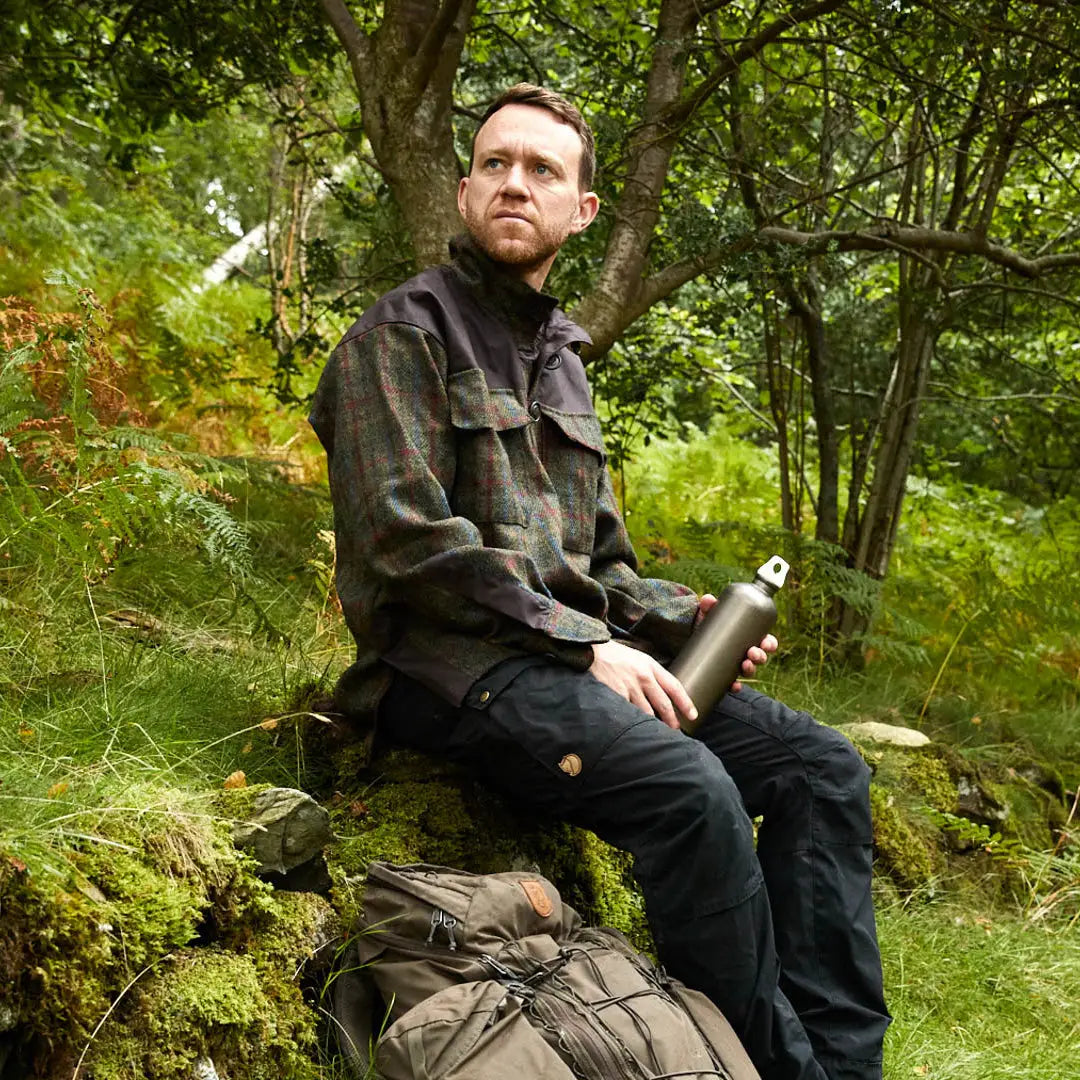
[197,161,354,291]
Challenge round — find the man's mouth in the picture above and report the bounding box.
[494,211,531,223]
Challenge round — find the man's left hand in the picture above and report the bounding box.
[696,593,779,692]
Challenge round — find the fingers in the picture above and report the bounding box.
[694,593,718,628]
[627,683,654,717]
[589,640,697,731]
[651,666,696,730]
[740,638,778,678]
[640,680,676,728]
[627,659,694,730]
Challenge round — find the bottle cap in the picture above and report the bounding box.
[755,556,789,592]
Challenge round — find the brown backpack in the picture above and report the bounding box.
[333,861,761,1080]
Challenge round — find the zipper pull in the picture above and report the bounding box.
[426,908,442,945]
[425,908,458,949]
[479,954,517,980]
[443,913,458,950]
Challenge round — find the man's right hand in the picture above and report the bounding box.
[589,640,697,730]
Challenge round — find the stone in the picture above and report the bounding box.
[231,787,332,875]
[956,774,1009,827]
[840,721,931,748]
[192,1058,220,1080]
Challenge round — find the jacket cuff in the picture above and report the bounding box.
[543,600,612,645]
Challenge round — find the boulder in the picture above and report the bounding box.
[840,721,931,748]
[231,787,332,876]
[192,1058,220,1080]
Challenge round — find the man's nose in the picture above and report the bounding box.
[498,163,529,197]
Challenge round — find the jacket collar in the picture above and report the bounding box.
[448,233,592,353]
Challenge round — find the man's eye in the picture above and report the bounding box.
[484,158,502,169]
[535,163,549,175]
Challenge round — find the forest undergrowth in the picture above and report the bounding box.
[1,287,1077,1078]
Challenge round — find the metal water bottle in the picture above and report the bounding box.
[670,556,790,735]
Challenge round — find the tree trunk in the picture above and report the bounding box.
[319,0,474,269]
[570,0,700,353]
[835,261,941,644]
[786,274,839,545]
[761,289,795,532]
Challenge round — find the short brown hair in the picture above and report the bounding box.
[469,83,596,191]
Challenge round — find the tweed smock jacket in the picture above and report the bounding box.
[309,237,699,718]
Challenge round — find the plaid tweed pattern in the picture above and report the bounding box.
[310,239,699,715]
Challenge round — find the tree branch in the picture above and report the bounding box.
[415,0,469,92]
[668,0,850,129]
[636,224,1080,317]
[757,225,1080,279]
[946,280,1080,312]
[318,0,370,92]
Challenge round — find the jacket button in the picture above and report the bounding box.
[544,353,563,370]
[528,400,542,420]
[479,689,491,703]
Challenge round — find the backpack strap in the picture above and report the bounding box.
[406,1025,435,1080]
[331,937,379,1077]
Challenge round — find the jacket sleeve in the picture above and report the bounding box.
[318,322,610,649]
[589,464,700,659]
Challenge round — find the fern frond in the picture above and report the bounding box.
[132,464,253,578]
[0,343,40,445]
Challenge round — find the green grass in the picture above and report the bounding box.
[622,418,1080,1078]
[0,446,350,877]
[1,316,1078,1075]
[878,891,1080,1079]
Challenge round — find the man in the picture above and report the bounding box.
[309,83,889,1080]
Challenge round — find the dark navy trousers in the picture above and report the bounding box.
[377,657,890,1080]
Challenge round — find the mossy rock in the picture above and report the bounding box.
[869,783,942,892]
[855,729,1072,896]
[84,947,318,1080]
[0,791,334,1080]
[326,746,653,951]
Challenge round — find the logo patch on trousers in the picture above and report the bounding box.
[558,753,582,776]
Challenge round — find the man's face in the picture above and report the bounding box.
[458,104,598,285]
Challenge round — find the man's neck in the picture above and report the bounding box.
[449,233,562,340]
[506,254,556,292]
[464,235,556,292]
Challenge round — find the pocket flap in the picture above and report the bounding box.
[377,981,572,1080]
[543,409,605,454]
[359,863,580,956]
[448,367,531,431]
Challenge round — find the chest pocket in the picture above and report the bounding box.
[447,367,530,527]
[541,409,606,555]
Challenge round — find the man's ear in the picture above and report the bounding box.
[457,176,470,220]
[570,191,600,235]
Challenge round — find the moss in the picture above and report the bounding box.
[0,862,114,1072]
[0,798,308,1079]
[215,782,271,824]
[86,948,318,1080]
[327,753,548,879]
[901,749,958,814]
[555,830,652,952]
[326,748,656,951]
[235,889,340,973]
[869,783,940,893]
[0,829,224,1071]
[331,777,481,871]
[77,846,207,969]
[994,780,1056,851]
